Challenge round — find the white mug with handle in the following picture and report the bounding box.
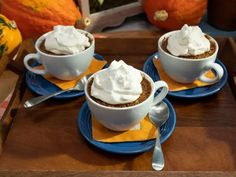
[158,31,224,84]
[24,29,95,81]
[84,70,169,131]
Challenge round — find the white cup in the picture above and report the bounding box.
[85,70,169,131]
[24,29,95,81]
[158,31,224,84]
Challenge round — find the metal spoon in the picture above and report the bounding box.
[149,101,170,171]
[24,74,92,108]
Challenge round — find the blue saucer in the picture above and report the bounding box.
[78,98,176,154]
[25,53,105,99]
[143,52,228,99]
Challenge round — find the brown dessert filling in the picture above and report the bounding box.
[39,40,64,55]
[162,35,216,59]
[87,76,152,108]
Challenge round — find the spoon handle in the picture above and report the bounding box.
[24,89,72,108]
[152,129,164,171]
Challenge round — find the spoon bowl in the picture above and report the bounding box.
[149,101,170,171]
[24,74,92,108]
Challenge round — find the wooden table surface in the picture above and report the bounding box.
[0,31,236,177]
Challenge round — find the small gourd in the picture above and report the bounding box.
[0,14,22,57]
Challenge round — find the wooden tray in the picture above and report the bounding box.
[0,31,236,177]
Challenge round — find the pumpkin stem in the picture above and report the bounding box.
[154,10,168,21]
[9,21,17,29]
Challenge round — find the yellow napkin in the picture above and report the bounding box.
[34,58,107,90]
[92,115,157,143]
[153,58,215,92]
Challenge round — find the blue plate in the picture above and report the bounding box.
[78,98,176,154]
[25,53,105,99]
[143,52,228,99]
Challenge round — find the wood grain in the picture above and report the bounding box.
[0,31,235,176]
[0,171,235,177]
[219,37,236,99]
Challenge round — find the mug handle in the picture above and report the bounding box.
[199,63,224,83]
[152,81,169,106]
[23,53,48,75]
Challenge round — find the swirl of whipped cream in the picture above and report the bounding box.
[91,60,143,105]
[167,24,210,56]
[44,25,90,55]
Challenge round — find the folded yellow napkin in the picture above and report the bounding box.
[34,58,107,90]
[92,115,157,143]
[153,58,215,92]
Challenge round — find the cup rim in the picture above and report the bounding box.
[85,70,156,110]
[35,29,95,58]
[158,30,219,61]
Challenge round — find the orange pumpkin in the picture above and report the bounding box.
[0,0,81,38]
[144,0,207,31]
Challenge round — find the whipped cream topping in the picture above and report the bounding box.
[91,60,143,105]
[167,24,210,56]
[44,25,91,55]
